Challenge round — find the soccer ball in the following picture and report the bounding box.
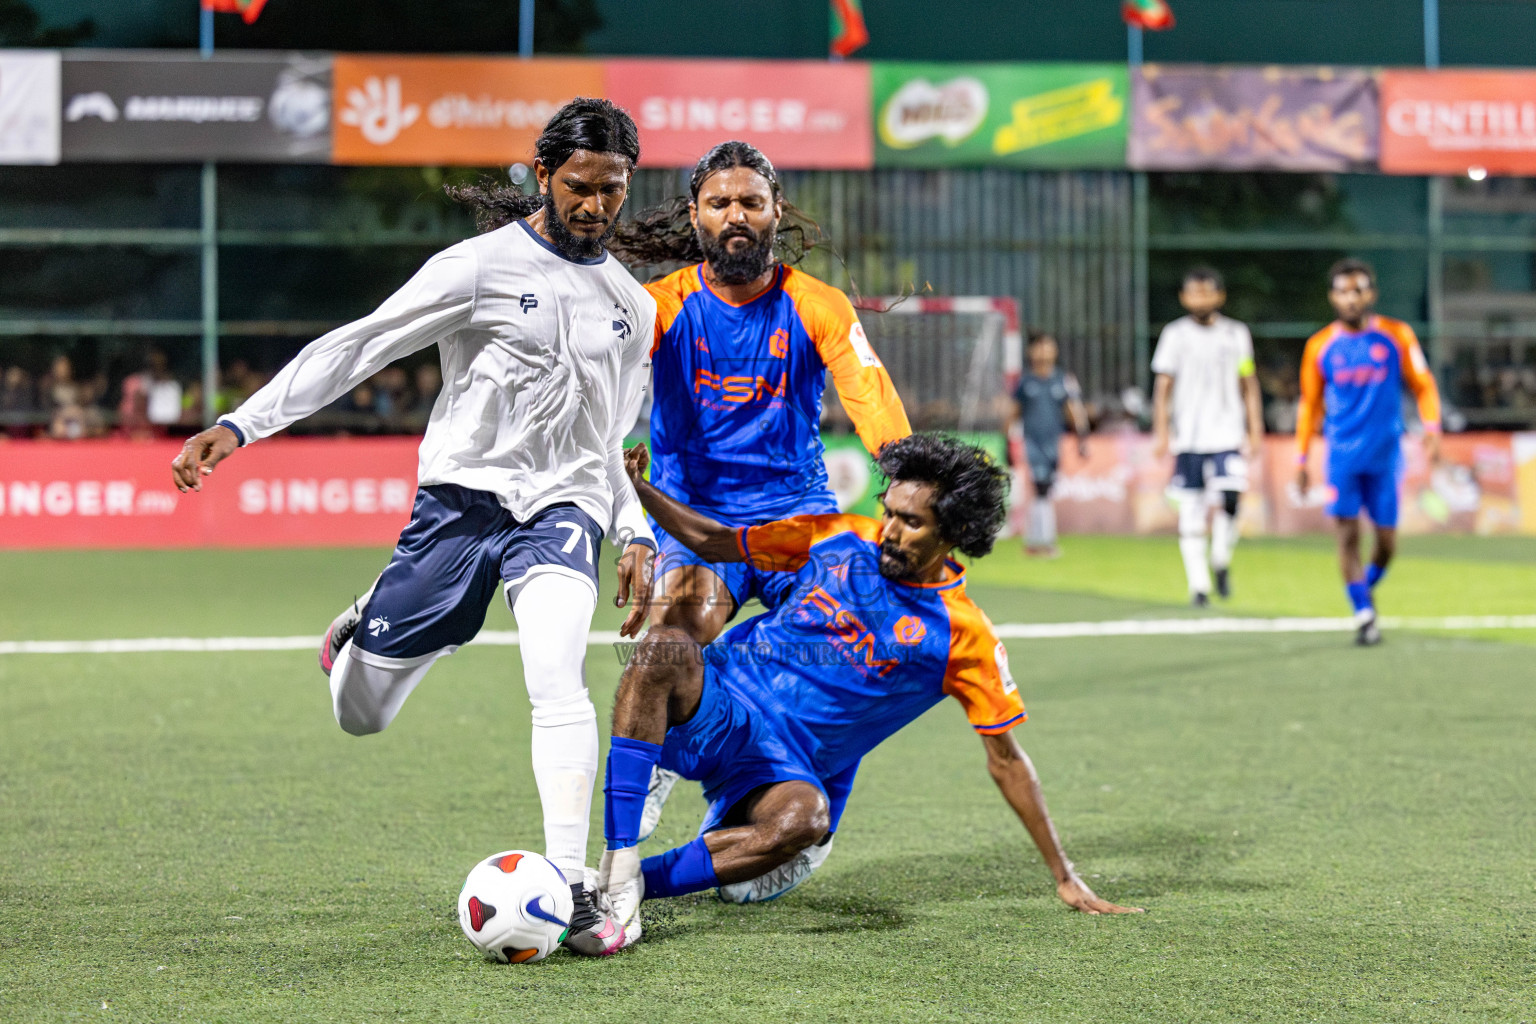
[457,850,574,964]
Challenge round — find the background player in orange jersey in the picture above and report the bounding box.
[610,142,911,878]
[1296,259,1442,646]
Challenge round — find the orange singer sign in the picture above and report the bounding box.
[331,55,605,166]
[1379,69,1536,175]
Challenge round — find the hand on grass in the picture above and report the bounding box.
[1057,874,1143,915]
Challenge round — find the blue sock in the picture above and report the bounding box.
[1366,564,1387,589]
[1346,580,1373,615]
[641,837,719,899]
[603,736,662,850]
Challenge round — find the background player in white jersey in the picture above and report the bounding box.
[1151,267,1264,606]
[170,99,655,956]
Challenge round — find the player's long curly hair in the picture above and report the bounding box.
[444,97,640,233]
[606,141,824,269]
[876,434,1010,559]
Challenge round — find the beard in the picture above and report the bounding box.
[544,191,615,261]
[698,222,775,284]
[877,541,916,581]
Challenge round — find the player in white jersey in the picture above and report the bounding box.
[1151,267,1265,606]
[171,99,654,956]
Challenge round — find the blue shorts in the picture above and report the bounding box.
[659,666,823,836]
[353,484,603,661]
[1170,450,1249,494]
[1328,455,1403,527]
[653,501,834,616]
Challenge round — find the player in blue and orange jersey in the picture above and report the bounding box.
[575,434,1139,951]
[612,142,911,883]
[1296,258,1442,646]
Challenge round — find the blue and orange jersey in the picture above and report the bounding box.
[1296,315,1442,468]
[646,264,911,521]
[710,514,1025,781]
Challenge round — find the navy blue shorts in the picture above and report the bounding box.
[352,485,603,661]
[658,666,823,836]
[1170,450,1249,494]
[1328,452,1403,526]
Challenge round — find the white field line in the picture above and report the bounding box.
[1,616,1534,656]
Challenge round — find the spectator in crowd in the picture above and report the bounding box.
[1,366,38,437]
[217,359,259,416]
[372,365,412,424]
[118,349,184,439]
[40,354,81,413]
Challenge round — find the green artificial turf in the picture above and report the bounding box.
[1,539,1534,1022]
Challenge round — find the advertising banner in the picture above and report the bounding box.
[60,52,331,162]
[872,62,1128,168]
[0,438,418,550]
[0,50,60,165]
[1129,64,1378,171]
[331,55,603,166]
[605,58,872,170]
[1379,69,1536,175]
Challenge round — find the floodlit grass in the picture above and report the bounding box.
[1,537,1533,1022]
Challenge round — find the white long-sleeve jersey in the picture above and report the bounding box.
[219,219,657,547]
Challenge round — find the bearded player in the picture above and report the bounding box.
[611,141,911,901]
[171,99,655,955]
[585,434,1139,951]
[1296,259,1442,646]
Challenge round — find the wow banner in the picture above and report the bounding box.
[1130,64,1378,171]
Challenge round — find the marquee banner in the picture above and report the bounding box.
[1379,69,1536,175]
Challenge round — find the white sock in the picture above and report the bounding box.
[1177,492,1212,595]
[1040,499,1057,547]
[1027,501,1047,546]
[1210,510,1238,571]
[512,573,600,881]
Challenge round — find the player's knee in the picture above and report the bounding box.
[1222,490,1240,517]
[335,702,388,737]
[624,626,698,688]
[758,790,830,861]
[1033,479,1052,500]
[649,602,721,645]
[529,689,595,729]
[1177,500,1207,538]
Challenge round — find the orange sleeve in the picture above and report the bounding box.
[940,595,1026,734]
[644,266,702,358]
[1383,319,1442,433]
[783,271,911,456]
[1295,329,1330,462]
[737,513,882,573]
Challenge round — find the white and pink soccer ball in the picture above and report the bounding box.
[457,850,573,964]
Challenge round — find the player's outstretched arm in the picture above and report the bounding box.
[623,443,744,564]
[171,423,240,493]
[981,731,1142,915]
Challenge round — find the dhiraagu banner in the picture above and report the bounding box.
[872,62,1128,168]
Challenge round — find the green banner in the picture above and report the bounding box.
[872,62,1129,168]
[822,432,1007,518]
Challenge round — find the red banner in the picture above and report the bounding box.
[604,58,872,170]
[0,438,419,550]
[1380,69,1536,175]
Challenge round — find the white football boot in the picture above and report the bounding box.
[596,846,645,949]
[638,766,680,842]
[717,835,834,904]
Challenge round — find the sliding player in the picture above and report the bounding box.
[1151,267,1264,605]
[171,98,654,955]
[1009,329,1089,558]
[1296,259,1442,646]
[586,434,1139,949]
[612,141,911,898]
